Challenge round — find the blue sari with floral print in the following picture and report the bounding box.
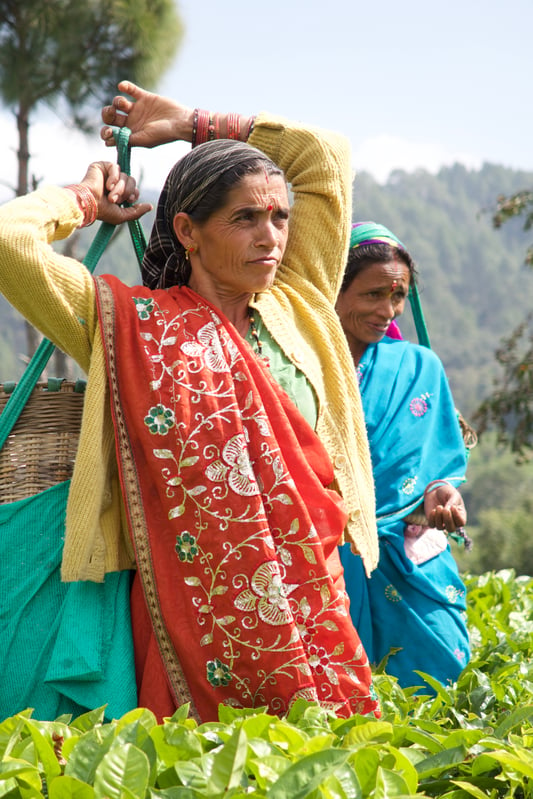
[340,336,470,689]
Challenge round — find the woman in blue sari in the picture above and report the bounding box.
[337,222,473,689]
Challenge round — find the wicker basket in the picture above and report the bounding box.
[0,380,85,504]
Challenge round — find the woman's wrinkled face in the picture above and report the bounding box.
[185,172,290,299]
[335,260,411,351]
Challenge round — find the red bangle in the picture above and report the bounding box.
[227,112,241,140]
[193,109,254,145]
[64,184,98,227]
[194,108,210,146]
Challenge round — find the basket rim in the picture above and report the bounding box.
[0,378,87,398]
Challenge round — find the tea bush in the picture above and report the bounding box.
[1,569,532,798]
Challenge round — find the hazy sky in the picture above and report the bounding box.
[0,0,530,201]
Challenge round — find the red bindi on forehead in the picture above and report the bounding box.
[387,279,400,296]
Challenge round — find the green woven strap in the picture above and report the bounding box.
[0,127,146,450]
[116,127,148,266]
[409,282,431,349]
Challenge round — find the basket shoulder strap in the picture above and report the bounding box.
[116,126,148,264]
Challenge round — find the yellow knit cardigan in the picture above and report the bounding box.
[0,112,378,580]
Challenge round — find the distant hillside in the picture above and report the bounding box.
[1,163,532,417]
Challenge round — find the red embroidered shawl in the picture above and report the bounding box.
[95,276,379,722]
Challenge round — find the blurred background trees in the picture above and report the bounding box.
[0,0,183,358]
[473,189,533,460]
[455,438,533,576]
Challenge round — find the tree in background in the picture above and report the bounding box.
[456,437,533,576]
[492,190,533,265]
[0,0,182,356]
[473,190,533,461]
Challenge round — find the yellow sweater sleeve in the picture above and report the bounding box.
[0,186,97,371]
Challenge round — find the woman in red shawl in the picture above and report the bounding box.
[0,82,379,723]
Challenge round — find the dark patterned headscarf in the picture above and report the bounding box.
[142,139,280,289]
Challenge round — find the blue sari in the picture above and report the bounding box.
[340,337,470,689]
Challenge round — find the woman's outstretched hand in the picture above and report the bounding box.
[424,482,467,533]
[78,162,152,224]
[100,80,193,149]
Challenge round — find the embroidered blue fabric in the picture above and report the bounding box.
[340,337,471,689]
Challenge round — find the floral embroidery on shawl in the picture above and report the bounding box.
[409,392,431,417]
[96,277,380,722]
[401,477,418,495]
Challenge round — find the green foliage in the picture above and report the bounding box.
[471,184,533,461]
[473,314,533,460]
[0,570,531,798]
[0,0,182,116]
[0,0,182,357]
[0,0,182,210]
[492,189,533,266]
[456,435,533,575]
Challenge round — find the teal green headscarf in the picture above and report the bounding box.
[350,221,406,251]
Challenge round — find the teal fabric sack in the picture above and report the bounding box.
[0,480,137,721]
